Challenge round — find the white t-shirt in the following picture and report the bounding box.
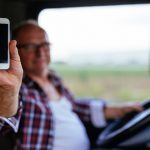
[49,96,90,150]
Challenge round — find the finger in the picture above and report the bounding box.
[131,105,143,112]
[9,40,20,62]
[128,102,143,111]
[9,40,23,75]
[123,105,143,114]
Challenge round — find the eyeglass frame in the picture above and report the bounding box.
[17,42,50,52]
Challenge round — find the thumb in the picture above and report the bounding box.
[9,40,20,62]
[8,40,23,76]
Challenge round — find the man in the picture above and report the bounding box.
[0,20,142,150]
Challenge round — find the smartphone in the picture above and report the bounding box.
[0,18,10,69]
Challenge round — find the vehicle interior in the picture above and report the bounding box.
[0,0,150,149]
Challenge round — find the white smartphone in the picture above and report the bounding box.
[0,18,10,69]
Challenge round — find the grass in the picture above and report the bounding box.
[50,63,150,104]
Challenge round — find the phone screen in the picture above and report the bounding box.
[0,24,8,63]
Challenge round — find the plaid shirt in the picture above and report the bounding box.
[0,70,106,150]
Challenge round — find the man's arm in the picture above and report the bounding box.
[73,98,143,128]
[0,40,23,117]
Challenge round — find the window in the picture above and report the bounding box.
[38,4,150,103]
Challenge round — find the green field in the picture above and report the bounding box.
[51,64,150,104]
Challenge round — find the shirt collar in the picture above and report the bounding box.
[22,70,64,94]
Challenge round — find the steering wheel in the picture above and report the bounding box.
[96,99,150,148]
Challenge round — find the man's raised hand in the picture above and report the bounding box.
[0,40,23,117]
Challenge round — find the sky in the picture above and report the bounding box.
[38,4,150,64]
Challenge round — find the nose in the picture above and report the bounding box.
[36,47,45,57]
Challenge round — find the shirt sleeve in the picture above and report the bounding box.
[0,101,22,133]
[90,100,107,127]
[72,96,108,127]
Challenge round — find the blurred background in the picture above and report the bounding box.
[38,4,150,103]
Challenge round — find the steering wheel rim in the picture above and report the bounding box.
[96,99,150,148]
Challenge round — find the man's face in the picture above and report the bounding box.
[16,26,51,75]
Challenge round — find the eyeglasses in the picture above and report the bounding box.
[17,42,50,52]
